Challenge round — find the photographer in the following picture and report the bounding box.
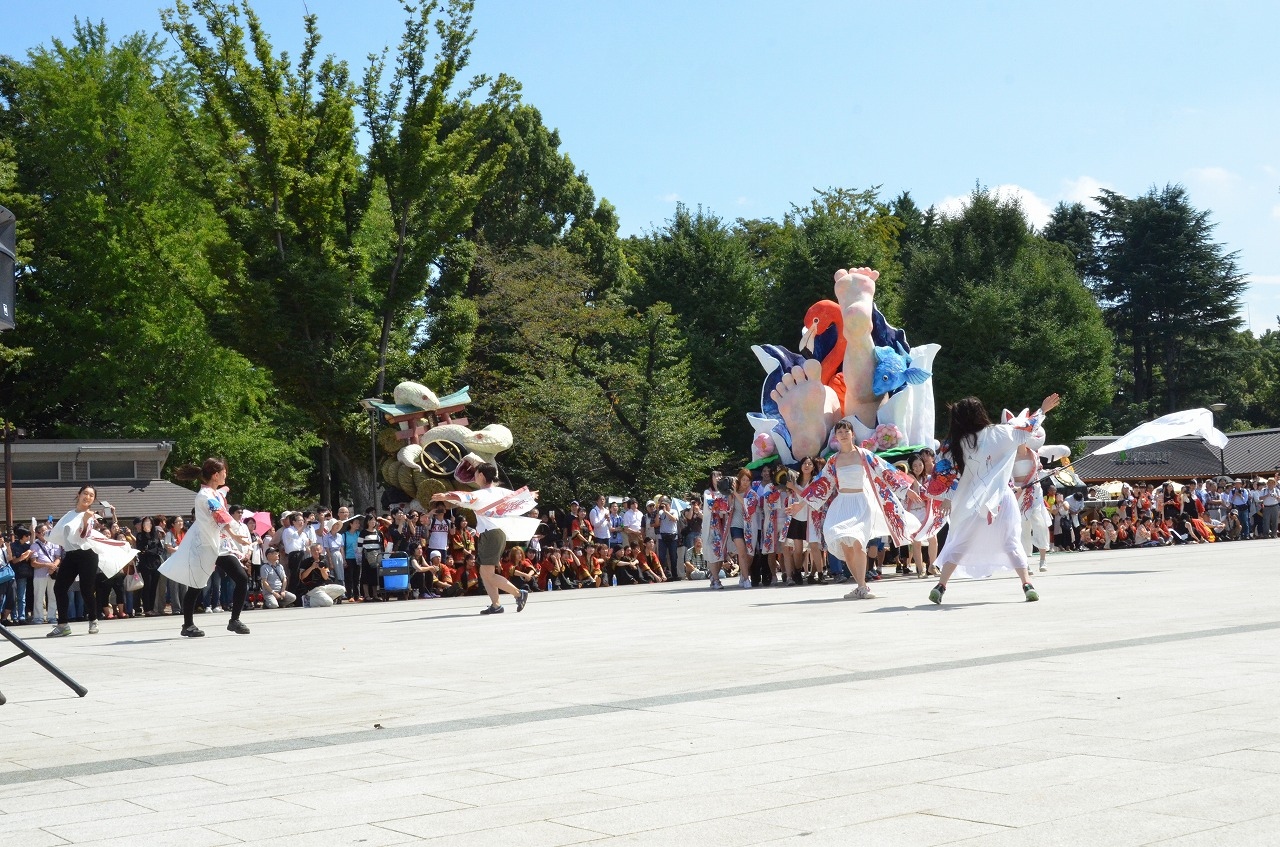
[299,542,345,607]
[259,547,296,609]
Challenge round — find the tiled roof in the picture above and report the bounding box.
[0,480,198,525]
[1073,428,1280,483]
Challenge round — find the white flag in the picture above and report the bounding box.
[1093,408,1228,456]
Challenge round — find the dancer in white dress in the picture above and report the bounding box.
[926,393,1059,605]
[799,419,921,600]
[159,458,253,637]
[46,486,137,637]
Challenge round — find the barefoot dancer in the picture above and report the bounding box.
[431,463,539,615]
[926,394,1060,605]
[798,420,921,600]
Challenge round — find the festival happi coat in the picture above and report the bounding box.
[800,449,922,548]
[752,481,787,554]
[703,485,760,563]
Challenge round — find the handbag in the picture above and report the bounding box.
[0,560,12,585]
[123,569,145,592]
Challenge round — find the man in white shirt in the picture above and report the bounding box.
[1067,491,1085,550]
[589,495,611,546]
[621,499,643,546]
[1260,477,1280,539]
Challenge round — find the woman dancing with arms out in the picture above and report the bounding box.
[159,458,253,637]
[431,462,540,615]
[926,393,1060,605]
[47,486,138,637]
[795,419,922,600]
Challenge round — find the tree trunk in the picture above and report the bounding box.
[320,441,332,508]
[329,438,376,514]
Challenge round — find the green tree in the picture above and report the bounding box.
[902,190,1114,441]
[625,204,762,452]
[1089,185,1247,422]
[467,245,724,506]
[1042,201,1095,279]
[159,0,509,504]
[419,103,631,387]
[0,22,314,509]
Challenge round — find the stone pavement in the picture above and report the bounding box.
[2,540,1279,846]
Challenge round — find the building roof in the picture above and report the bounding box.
[1073,427,1280,483]
[0,480,198,524]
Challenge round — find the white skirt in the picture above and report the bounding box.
[935,487,1026,579]
[822,492,877,553]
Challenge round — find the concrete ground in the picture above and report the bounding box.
[1,540,1278,846]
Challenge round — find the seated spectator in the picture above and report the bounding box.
[609,546,644,585]
[459,552,482,596]
[638,540,665,582]
[506,547,540,592]
[259,548,297,609]
[435,555,461,597]
[300,543,346,606]
[683,537,709,580]
[409,549,442,598]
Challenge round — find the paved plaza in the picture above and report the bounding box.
[2,540,1279,846]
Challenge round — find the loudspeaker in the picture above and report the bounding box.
[0,205,14,331]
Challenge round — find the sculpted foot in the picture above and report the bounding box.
[834,267,883,428]
[771,358,840,459]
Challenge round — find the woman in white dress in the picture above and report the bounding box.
[800,420,921,601]
[926,393,1060,605]
[159,458,252,637]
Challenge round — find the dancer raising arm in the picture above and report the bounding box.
[159,458,253,637]
[926,393,1060,605]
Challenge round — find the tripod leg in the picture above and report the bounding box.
[0,624,88,699]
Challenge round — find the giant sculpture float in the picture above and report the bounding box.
[363,382,514,509]
[747,267,941,467]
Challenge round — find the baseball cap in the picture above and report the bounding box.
[429,550,442,560]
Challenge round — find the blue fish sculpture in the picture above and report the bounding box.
[872,346,931,396]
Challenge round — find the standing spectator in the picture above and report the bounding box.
[341,516,362,601]
[608,502,624,548]
[1066,489,1086,549]
[621,499,644,547]
[134,516,165,616]
[30,524,61,625]
[279,512,309,602]
[358,517,383,601]
[3,527,32,624]
[319,513,345,587]
[1226,480,1251,540]
[589,495,611,547]
[425,503,451,560]
[655,496,680,580]
[1260,477,1280,539]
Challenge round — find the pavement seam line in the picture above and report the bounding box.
[3,619,1278,787]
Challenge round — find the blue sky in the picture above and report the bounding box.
[7,1,1279,329]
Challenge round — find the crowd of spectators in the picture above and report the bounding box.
[1046,476,1280,550]
[5,472,1274,625]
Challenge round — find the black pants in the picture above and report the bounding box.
[182,555,248,627]
[140,566,160,614]
[285,550,306,602]
[344,557,360,598]
[55,549,100,624]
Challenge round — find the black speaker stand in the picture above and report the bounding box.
[0,623,89,705]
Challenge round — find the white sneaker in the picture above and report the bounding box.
[1038,565,1047,572]
[844,585,876,600]
[738,577,752,589]
[212,606,223,613]
[88,621,99,634]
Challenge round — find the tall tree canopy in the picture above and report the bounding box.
[902,190,1114,441]
[1086,185,1246,423]
[0,22,313,508]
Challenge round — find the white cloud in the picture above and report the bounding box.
[660,192,681,203]
[1186,166,1240,189]
[737,196,750,206]
[1271,203,1280,220]
[934,184,1053,229]
[1247,274,1280,286]
[1061,176,1112,211]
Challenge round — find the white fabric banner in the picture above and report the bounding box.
[1093,408,1228,456]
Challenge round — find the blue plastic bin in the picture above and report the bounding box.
[380,555,410,591]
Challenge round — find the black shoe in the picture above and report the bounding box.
[181,624,205,638]
[517,589,529,612]
[227,619,250,634]
[480,605,504,615]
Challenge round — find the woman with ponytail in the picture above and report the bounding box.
[159,459,252,637]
